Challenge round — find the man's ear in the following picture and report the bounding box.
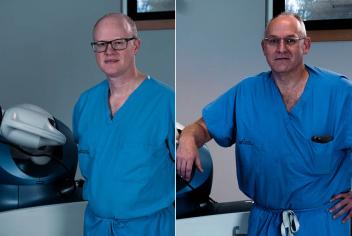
[303,37,311,55]
[133,38,141,55]
[261,40,267,56]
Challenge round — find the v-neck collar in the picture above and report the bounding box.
[103,76,151,123]
[269,67,312,119]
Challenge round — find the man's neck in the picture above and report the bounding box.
[272,66,309,112]
[272,66,308,89]
[107,70,145,97]
[107,70,146,116]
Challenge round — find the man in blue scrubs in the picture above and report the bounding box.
[73,13,174,236]
[177,12,351,235]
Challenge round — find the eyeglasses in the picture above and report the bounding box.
[91,37,136,53]
[263,37,305,47]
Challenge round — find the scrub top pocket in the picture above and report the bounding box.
[310,141,338,175]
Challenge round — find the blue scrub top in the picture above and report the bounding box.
[73,77,175,219]
[203,65,352,234]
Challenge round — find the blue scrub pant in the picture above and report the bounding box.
[248,203,350,236]
[84,205,175,236]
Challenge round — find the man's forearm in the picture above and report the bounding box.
[179,118,212,148]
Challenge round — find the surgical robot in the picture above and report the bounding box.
[0,104,81,212]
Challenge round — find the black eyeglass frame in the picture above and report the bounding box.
[90,37,136,53]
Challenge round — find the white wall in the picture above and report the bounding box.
[176,0,352,202]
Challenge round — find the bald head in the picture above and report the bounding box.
[92,13,138,41]
[265,12,307,38]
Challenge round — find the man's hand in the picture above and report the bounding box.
[329,191,352,223]
[176,138,203,181]
[176,118,211,182]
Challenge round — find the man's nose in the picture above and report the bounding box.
[277,39,287,52]
[105,43,116,53]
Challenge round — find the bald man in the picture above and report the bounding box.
[73,13,174,236]
[177,12,352,235]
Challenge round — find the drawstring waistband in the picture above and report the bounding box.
[253,202,333,236]
[280,210,300,236]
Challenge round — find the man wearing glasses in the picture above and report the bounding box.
[177,12,351,235]
[73,13,174,236]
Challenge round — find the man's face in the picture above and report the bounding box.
[93,17,140,78]
[261,16,311,75]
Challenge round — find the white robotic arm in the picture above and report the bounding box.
[0,104,66,149]
[0,104,79,212]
